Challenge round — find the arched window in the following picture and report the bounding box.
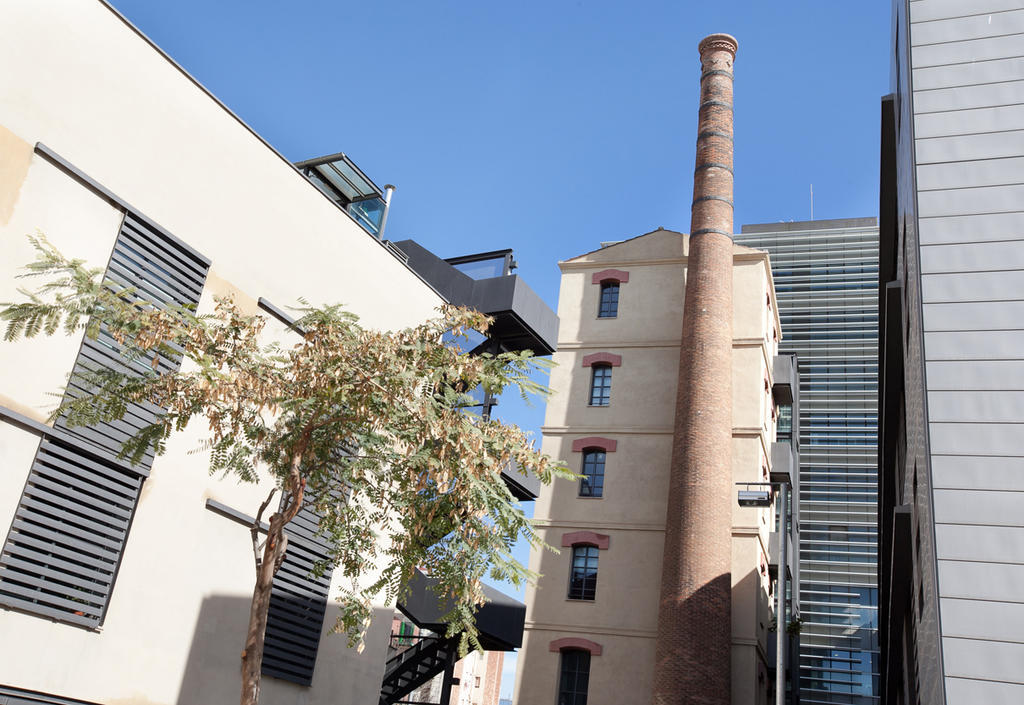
[579,449,606,497]
[558,648,591,705]
[589,365,612,406]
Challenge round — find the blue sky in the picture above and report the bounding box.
[108,0,892,696]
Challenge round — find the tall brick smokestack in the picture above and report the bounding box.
[652,33,737,705]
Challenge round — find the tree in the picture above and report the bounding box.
[1,237,570,705]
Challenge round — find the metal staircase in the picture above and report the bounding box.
[378,635,459,705]
[378,570,526,705]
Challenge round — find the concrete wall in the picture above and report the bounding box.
[907,1,1024,702]
[514,230,781,705]
[0,2,443,704]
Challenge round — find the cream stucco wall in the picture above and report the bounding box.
[514,230,781,705]
[0,2,445,704]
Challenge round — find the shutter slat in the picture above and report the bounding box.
[1,532,118,573]
[0,578,104,617]
[0,567,107,607]
[10,518,123,556]
[1,548,114,585]
[28,465,137,510]
[37,442,144,492]
[17,496,128,541]
[0,592,100,628]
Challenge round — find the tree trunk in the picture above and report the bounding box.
[240,514,284,705]
[240,447,306,705]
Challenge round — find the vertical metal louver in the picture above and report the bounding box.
[0,212,209,628]
[262,498,335,686]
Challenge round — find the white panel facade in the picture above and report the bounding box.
[926,360,1024,390]
[931,455,1024,490]
[910,2,1024,698]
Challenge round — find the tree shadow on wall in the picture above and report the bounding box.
[177,594,393,705]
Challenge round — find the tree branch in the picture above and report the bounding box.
[251,488,277,572]
[273,534,289,573]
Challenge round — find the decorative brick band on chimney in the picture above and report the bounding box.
[652,32,737,705]
[561,531,610,550]
[581,352,622,367]
[571,437,617,453]
[591,268,630,285]
[549,637,604,656]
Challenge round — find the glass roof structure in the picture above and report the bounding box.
[294,152,389,237]
[294,152,383,203]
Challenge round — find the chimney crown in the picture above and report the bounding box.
[698,33,738,59]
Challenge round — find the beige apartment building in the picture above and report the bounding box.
[513,228,799,705]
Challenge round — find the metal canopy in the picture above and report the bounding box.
[399,569,526,651]
[391,240,559,357]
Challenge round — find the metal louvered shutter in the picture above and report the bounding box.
[0,438,143,627]
[263,533,331,685]
[262,486,347,686]
[0,213,209,628]
[56,214,209,464]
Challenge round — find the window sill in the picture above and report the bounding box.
[577,495,604,500]
[566,598,596,603]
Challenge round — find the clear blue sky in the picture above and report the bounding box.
[108,0,892,695]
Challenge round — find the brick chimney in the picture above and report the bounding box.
[652,33,737,705]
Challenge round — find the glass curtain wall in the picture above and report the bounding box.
[735,219,880,705]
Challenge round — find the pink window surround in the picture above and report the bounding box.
[571,437,617,453]
[561,531,610,550]
[549,637,604,656]
[581,352,622,368]
[591,269,630,285]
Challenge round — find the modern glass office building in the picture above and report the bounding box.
[736,218,880,705]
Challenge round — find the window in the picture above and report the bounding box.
[589,365,612,406]
[598,282,619,318]
[568,545,599,600]
[579,450,605,497]
[558,649,591,705]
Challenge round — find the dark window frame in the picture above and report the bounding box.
[558,648,592,705]
[568,544,599,601]
[588,365,612,407]
[597,281,619,318]
[579,449,606,498]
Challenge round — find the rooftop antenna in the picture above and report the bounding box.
[810,183,814,221]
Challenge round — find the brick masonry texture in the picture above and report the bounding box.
[570,436,618,452]
[549,637,604,656]
[581,352,623,367]
[560,531,611,549]
[651,33,737,705]
[591,268,631,284]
